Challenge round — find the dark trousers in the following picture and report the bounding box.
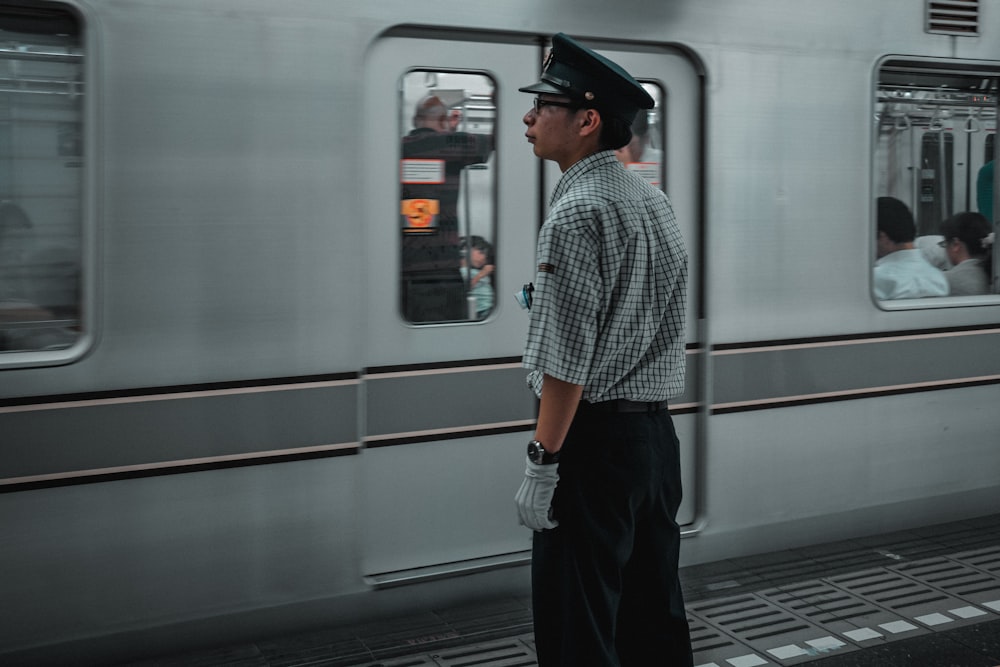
[531,406,693,667]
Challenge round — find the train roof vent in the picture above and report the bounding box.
[926,0,979,36]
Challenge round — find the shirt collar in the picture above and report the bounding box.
[875,248,921,265]
[550,150,619,205]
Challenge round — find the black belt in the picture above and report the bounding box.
[578,399,669,414]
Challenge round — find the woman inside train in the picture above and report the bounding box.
[939,211,995,296]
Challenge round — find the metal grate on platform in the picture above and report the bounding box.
[758,578,927,648]
[425,637,536,667]
[689,611,764,667]
[825,566,992,633]
[687,593,856,666]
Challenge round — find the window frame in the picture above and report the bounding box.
[872,56,1000,309]
[0,0,95,369]
[396,67,498,326]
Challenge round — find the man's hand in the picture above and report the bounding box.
[515,457,560,531]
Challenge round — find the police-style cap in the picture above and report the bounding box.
[519,33,654,124]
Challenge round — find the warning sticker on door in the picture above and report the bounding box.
[401,159,445,184]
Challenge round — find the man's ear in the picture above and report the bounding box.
[579,108,602,137]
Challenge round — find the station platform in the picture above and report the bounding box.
[119,512,1000,667]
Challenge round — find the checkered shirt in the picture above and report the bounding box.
[523,150,688,402]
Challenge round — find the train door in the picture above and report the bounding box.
[361,32,704,584]
[544,42,704,532]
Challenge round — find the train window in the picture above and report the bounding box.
[615,83,665,189]
[0,4,84,355]
[399,70,496,324]
[874,59,1000,302]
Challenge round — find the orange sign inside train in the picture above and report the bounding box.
[401,198,440,228]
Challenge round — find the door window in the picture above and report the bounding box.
[0,3,84,356]
[398,70,497,323]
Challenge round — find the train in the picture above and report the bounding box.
[2,0,999,664]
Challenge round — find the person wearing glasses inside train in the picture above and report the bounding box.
[874,196,950,300]
[939,211,995,296]
[513,33,693,666]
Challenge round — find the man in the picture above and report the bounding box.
[400,95,493,322]
[513,33,693,666]
[874,196,949,299]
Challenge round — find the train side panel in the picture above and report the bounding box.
[1,0,999,662]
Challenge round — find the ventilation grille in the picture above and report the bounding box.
[926,0,980,36]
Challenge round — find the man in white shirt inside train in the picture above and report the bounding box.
[874,196,950,300]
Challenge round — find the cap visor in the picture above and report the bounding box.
[518,80,568,95]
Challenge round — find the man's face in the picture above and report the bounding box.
[523,95,583,166]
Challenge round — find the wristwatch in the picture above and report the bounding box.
[527,439,561,465]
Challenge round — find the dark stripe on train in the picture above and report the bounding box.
[0,446,358,495]
[710,327,1000,407]
[363,345,701,376]
[365,356,523,375]
[0,371,359,408]
[366,364,538,437]
[365,402,701,449]
[365,423,536,448]
[712,376,1000,415]
[1,383,359,480]
[712,322,1000,352]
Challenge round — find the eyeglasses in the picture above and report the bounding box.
[532,97,580,114]
[938,238,956,248]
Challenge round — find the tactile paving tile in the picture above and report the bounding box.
[258,628,373,667]
[119,643,270,667]
[687,593,854,665]
[952,545,1000,577]
[955,546,1000,615]
[427,637,536,667]
[890,555,1000,620]
[689,611,768,667]
[358,655,439,666]
[825,566,983,633]
[758,579,926,647]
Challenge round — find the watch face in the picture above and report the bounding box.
[528,440,543,463]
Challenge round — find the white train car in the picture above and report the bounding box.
[1,0,998,663]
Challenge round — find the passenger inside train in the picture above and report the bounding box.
[614,107,661,166]
[459,235,495,320]
[914,233,951,270]
[977,158,994,222]
[939,210,995,295]
[874,196,951,299]
[613,96,664,188]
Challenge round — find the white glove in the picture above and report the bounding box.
[515,456,560,531]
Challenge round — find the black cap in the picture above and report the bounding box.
[519,33,654,124]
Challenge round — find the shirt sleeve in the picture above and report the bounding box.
[522,211,601,386]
